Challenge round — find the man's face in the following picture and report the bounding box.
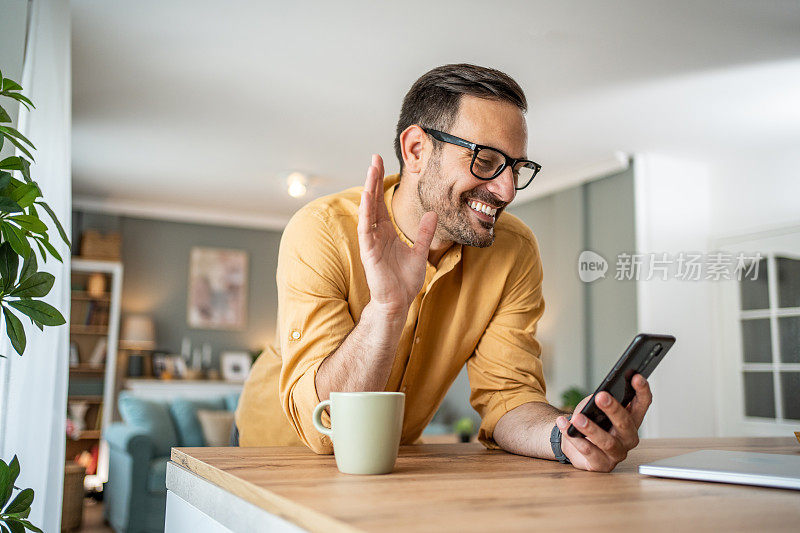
[416,95,528,248]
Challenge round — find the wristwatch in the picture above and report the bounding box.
[550,417,571,464]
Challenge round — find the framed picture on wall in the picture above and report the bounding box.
[187,247,248,330]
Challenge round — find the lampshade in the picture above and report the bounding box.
[120,315,156,350]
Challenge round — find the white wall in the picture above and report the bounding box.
[634,149,800,439]
[634,154,715,438]
[709,150,800,238]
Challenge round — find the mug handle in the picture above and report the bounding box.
[312,399,333,437]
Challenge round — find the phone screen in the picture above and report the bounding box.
[566,333,675,438]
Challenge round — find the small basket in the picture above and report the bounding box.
[61,462,85,531]
[80,230,121,260]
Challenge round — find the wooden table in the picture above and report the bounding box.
[165,438,800,532]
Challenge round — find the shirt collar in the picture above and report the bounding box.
[383,174,463,272]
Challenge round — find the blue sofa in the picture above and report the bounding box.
[103,392,239,533]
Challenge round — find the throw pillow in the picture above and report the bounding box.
[117,393,178,456]
[169,397,226,447]
[196,409,235,447]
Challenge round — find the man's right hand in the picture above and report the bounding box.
[357,154,438,316]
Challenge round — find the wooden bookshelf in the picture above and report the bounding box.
[68,364,105,377]
[67,258,123,489]
[69,325,110,335]
[70,291,111,302]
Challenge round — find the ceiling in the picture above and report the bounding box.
[71,0,800,228]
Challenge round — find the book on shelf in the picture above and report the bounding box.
[93,404,103,430]
[88,337,107,367]
[82,300,110,327]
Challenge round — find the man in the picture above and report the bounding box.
[236,64,652,472]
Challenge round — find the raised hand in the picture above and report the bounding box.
[357,154,438,316]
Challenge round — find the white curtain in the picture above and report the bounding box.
[0,0,71,530]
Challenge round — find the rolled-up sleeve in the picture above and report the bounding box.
[467,234,548,449]
[277,207,353,454]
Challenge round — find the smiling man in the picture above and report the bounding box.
[236,64,652,471]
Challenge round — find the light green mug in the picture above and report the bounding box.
[312,391,405,475]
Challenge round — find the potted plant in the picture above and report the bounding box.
[0,69,69,532]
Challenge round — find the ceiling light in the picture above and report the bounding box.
[286,172,308,198]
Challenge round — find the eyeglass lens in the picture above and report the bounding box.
[471,147,537,189]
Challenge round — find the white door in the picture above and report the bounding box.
[715,226,800,436]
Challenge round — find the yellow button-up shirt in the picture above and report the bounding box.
[236,174,547,453]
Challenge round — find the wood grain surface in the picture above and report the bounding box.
[171,438,800,532]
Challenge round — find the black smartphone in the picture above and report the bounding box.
[566,333,675,438]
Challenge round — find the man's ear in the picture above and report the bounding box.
[399,125,428,175]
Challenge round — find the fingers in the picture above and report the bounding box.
[595,391,639,449]
[373,154,384,196]
[556,416,615,473]
[359,163,378,233]
[569,412,627,465]
[627,374,653,428]
[412,211,438,256]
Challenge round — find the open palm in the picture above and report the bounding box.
[357,155,438,314]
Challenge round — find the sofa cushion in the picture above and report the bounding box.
[117,393,177,457]
[223,392,240,412]
[146,457,169,494]
[196,409,236,447]
[169,397,226,447]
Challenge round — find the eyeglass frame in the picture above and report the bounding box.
[421,127,542,190]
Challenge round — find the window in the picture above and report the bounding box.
[738,255,800,422]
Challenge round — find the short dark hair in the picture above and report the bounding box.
[394,63,527,174]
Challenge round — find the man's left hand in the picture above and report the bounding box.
[555,374,652,472]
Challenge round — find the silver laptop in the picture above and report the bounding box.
[639,450,800,490]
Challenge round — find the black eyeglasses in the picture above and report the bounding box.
[422,127,542,190]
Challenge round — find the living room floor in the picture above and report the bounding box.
[75,499,112,533]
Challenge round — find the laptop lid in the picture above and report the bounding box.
[639,450,800,490]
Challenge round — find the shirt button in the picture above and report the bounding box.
[291,330,301,340]
[414,337,420,344]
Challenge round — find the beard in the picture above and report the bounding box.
[416,155,503,248]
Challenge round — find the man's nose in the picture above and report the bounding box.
[485,165,516,204]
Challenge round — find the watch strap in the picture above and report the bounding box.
[550,417,571,464]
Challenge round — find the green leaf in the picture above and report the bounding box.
[19,251,37,282]
[0,458,10,509]
[0,523,9,533]
[8,299,65,326]
[5,487,33,514]
[3,307,26,355]
[0,171,11,189]
[8,457,19,491]
[10,272,55,298]
[3,136,33,161]
[33,239,46,262]
[1,93,34,111]
[34,202,69,247]
[17,158,30,183]
[1,78,22,92]
[0,197,23,214]
[2,223,30,259]
[0,242,19,291]
[0,127,34,151]
[0,156,23,171]
[9,184,38,208]
[0,105,10,123]
[5,520,23,533]
[18,519,42,533]
[34,236,61,262]
[9,215,47,235]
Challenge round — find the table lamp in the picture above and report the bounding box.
[120,315,156,377]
